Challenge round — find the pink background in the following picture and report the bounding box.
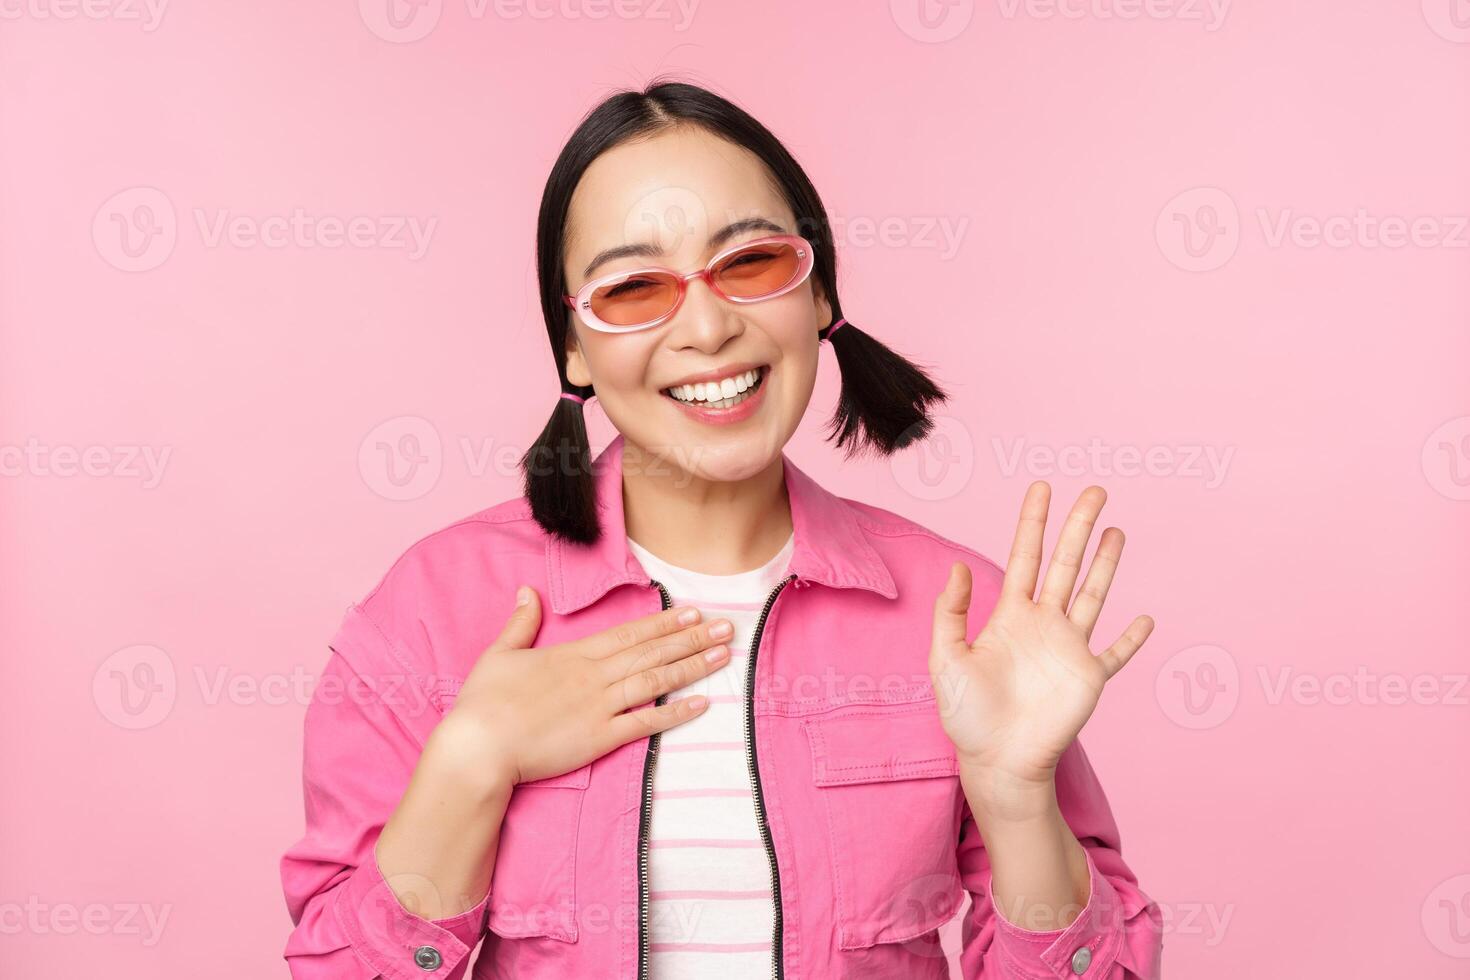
[3,2,1468,976]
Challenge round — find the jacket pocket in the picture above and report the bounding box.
[804,701,964,951]
[485,763,592,943]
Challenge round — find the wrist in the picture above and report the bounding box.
[425,710,519,799]
[959,761,1059,826]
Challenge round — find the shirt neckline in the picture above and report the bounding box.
[626,530,795,593]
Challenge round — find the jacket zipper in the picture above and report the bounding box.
[745,573,796,980]
[636,573,797,980]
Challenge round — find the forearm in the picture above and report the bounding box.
[960,764,1091,933]
[375,716,516,920]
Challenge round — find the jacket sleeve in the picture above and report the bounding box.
[955,737,1164,979]
[280,604,490,980]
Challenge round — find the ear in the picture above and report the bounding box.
[813,280,833,335]
[564,323,592,387]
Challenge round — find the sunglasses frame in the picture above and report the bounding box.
[563,233,815,334]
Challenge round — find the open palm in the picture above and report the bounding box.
[930,482,1155,788]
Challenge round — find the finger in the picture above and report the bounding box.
[1037,486,1107,609]
[1002,481,1051,601]
[580,603,704,660]
[604,617,733,678]
[486,584,544,653]
[608,642,732,713]
[1096,614,1155,680]
[931,562,973,657]
[608,694,711,743]
[1068,527,1124,639]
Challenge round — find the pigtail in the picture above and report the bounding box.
[520,383,601,546]
[819,317,949,458]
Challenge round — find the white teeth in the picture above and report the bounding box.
[665,368,763,404]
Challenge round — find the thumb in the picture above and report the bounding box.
[931,562,972,656]
[490,585,543,653]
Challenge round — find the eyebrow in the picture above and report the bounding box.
[580,216,788,279]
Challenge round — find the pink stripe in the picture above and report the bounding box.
[661,741,743,753]
[651,941,772,953]
[649,838,763,849]
[652,788,752,800]
[650,889,772,900]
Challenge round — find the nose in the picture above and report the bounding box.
[666,273,744,353]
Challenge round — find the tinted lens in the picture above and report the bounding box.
[588,270,681,327]
[712,241,801,299]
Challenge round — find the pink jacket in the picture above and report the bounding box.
[280,433,1164,979]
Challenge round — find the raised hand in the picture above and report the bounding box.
[930,482,1154,808]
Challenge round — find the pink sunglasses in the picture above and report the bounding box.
[563,233,815,334]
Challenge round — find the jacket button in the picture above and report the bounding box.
[414,945,443,971]
[1070,945,1092,974]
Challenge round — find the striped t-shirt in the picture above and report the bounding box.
[627,529,795,979]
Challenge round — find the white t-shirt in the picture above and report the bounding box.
[626,530,796,979]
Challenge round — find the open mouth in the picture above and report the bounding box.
[661,365,769,411]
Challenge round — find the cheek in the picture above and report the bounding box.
[579,333,659,395]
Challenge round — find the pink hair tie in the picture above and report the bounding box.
[560,391,586,405]
[825,317,847,341]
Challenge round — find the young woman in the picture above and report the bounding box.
[281,79,1164,980]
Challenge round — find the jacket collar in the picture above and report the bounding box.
[546,433,897,614]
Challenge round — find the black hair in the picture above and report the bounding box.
[522,76,948,545]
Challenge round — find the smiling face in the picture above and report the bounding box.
[561,124,832,483]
